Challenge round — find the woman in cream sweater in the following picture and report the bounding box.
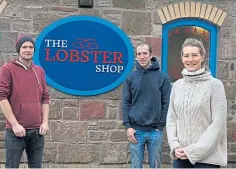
[166,38,227,168]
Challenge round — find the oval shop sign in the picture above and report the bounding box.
[35,16,134,96]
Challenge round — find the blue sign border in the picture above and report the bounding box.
[162,18,218,77]
[35,16,134,96]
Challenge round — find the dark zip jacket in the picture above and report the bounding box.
[122,57,171,131]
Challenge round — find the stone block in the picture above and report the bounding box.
[228,2,236,17]
[22,6,45,19]
[116,121,125,129]
[0,142,4,148]
[112,0,145,9]
[219,39,235,59]
[88,121,98,130]
[220,28,231,38]
[122,11,151,36]
[0,121,5,131]
[102,84,123,100]
[0,111,4,120]
[62,107,78,120]
[228,61,236,80]
[228,153,236,162]
[0,149,5,162]
[229,143,236,152]
[0,32,17,53]
[231,39,236,57]
[11,19,31,32]
[44,130,50,142]
[57,144,100,163]
[0,18,10,31]
[106,100,121,119]
[162,153,172,163]
[61,0,78,6]
[109,130,127,142]
[49,99,62,119]
[63,99,79,107]
[80,101,105,120]
[223,81,236,100]
[146,0,159,9]
[100,143,128,163]
[2,5,23,18]
[153,10,162,24]
[0,53,20,67]
[43,142,58,163]
[80,9,102,17]
[47,86,77,99]
[51,6,77,12]
[14,0,59,4]
[163,129,168,144]
[151,24,162,37]
[101,10,122,26]
[217,61,228,80]
[145,37,162,57]
[88,130,108,141]
[130,36,145,48]
[99,121,117,130]
[227,163,236,168]
[106,107,117,119]
[94,0,111,7]
[228,122,236,143]
[0,131,4,141]
[33,13,61,32]
[50,121,87,143]
[222,16,235,27]
[228,100,236,116]
[163,144,170,153]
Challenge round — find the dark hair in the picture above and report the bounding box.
[135,42,152,56]
[181,38,208,70]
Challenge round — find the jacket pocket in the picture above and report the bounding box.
[17,102,42,127]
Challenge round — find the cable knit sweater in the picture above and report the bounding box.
[166,68,227,166]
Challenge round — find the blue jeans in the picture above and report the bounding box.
[5,128,44,168]
[173,159,220,168]
[130,129,163,168]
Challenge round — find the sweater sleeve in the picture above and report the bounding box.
[183,79,227,164]
[122,77,132,129]
[41,69,50,104]
[0,66,11,101]
[166,83,182,159]
[157,74,172,131]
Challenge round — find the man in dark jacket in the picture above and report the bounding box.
[122,42,171,168]
[0,35,50,168]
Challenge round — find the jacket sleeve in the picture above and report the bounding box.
[166,83,182,159]
[157,75,172,131]
[41,69,50,104]
[0,66,11,101]
[122,77,132,129]
[183,80,227,164]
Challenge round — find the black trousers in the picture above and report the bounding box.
[5,128,44,168]
[173,159,220,168]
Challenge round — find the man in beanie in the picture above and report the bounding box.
[0,34,50,168]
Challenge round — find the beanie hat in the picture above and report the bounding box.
[15,35,35,54]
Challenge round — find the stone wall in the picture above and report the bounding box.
[0,0,235,167]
